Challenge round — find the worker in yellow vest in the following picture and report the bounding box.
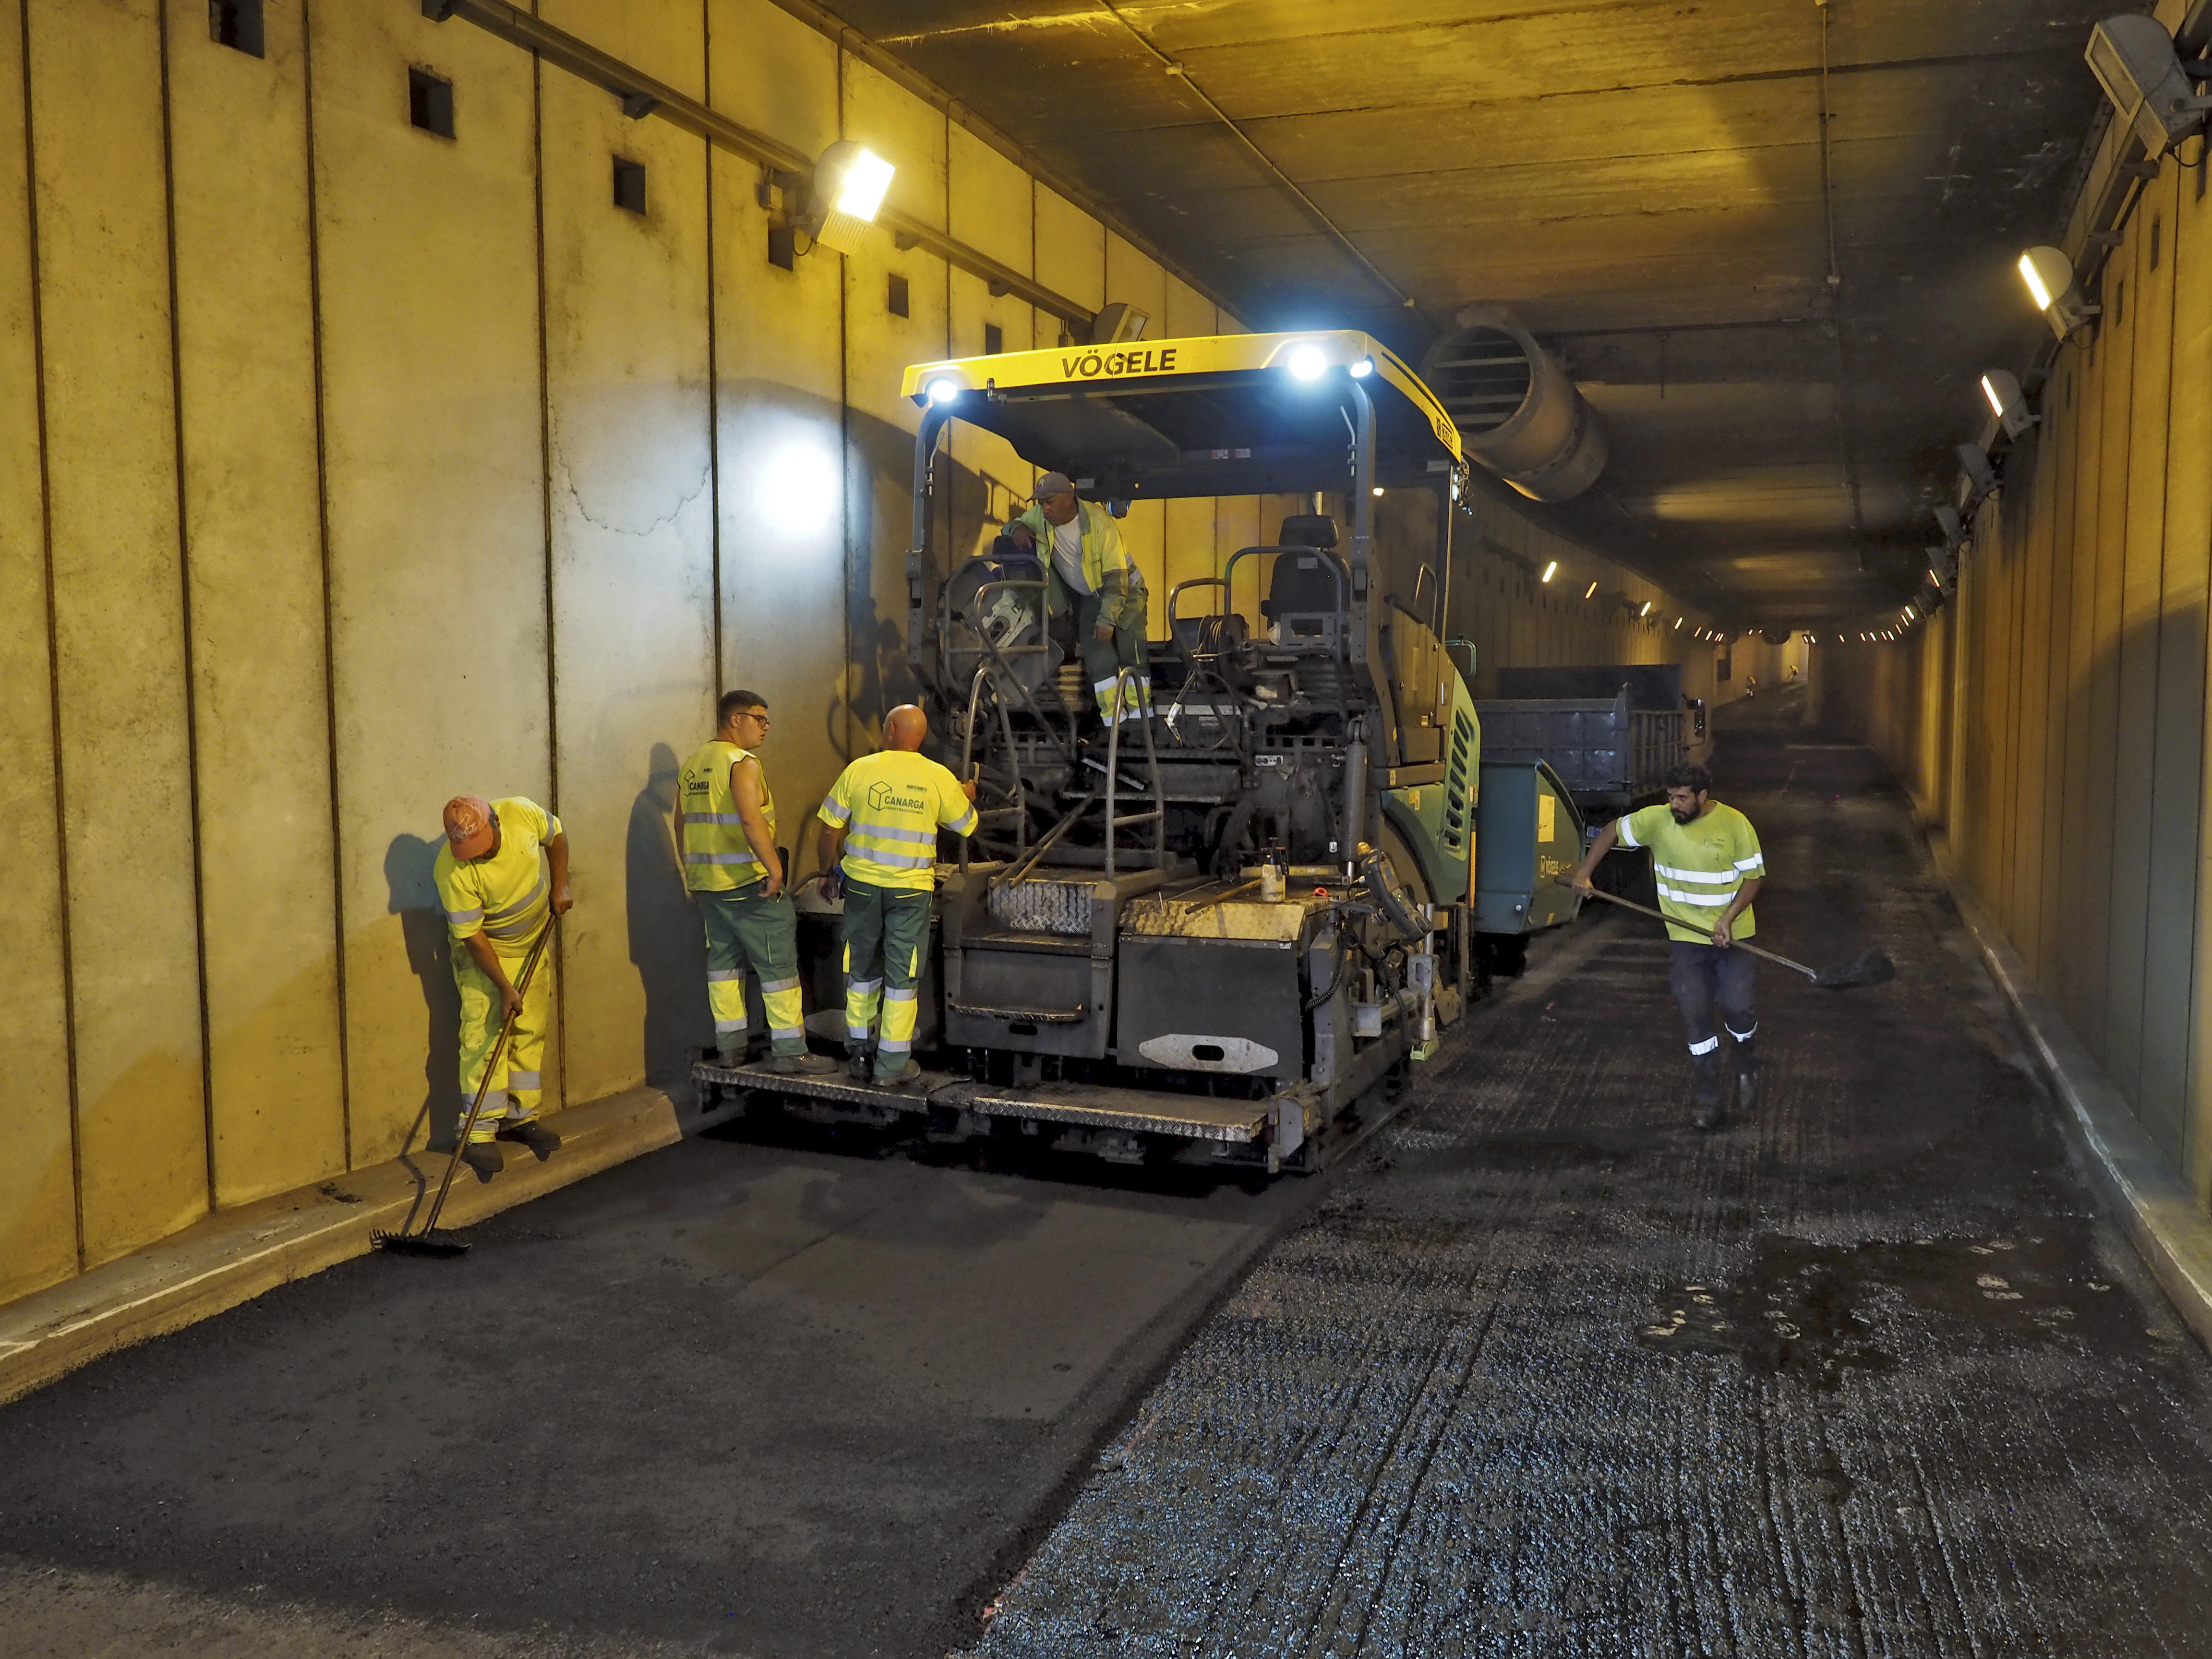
[1002,471,1152,725]
[676,690,837,1075]
[433,794,571,1181]
[814,705,978,1084]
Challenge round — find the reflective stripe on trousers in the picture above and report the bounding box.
[840,877,931,1077]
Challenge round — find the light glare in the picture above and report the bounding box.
[1350,357,1374,378]
[924,376,960,405]
[1981,374,2006,417]
[1541,561,1557,583]
[1286,343,1327,381]
[2019,251,2055,312]
[834,149,896,220]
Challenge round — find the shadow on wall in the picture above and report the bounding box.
[628,741,710,1087]
[385,834,462,1153]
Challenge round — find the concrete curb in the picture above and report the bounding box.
[1926,831,2212,1353]
[0,1081,744,1406]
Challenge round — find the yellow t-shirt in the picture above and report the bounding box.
[1617,801,1764,944]
[434,797,562,950]
[817,750,979,891]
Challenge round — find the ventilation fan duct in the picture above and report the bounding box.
[1420,304,1607,502]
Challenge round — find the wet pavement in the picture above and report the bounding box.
[8,694,2212,1658]
[963,694,2212,1658]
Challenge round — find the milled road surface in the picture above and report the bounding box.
[965,695,2212,1657]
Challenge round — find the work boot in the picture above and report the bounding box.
[1690,1054,1726,1131]
[847,1047,874,1082]
[767,1051,839,1076]
[461,1141,503,1182]
[874,1059,922,1087]
[498,1119,561,1161]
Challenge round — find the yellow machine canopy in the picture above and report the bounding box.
[900,330,1466,501]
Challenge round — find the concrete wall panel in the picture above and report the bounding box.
[540,0,714,1103]
[2108,201,2173,1123]
[28,0,209,1264]
[165,0,347,1207]
[313,0,549,1163]
[0,0,78,1300]
[706,1,846,847]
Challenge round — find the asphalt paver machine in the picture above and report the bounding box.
[698,331,1489,1172]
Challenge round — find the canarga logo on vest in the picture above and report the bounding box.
[866,781,929,814]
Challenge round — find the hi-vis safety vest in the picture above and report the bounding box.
[1617,800,1765,944]
[434,797,562,950]
[1007,500,1147,633]
[679,739,773,892]
[817,749,979,892]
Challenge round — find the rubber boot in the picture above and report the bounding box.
[1690,1052,1726,1131]
[461,1141,503,1181]
[1733,1040,1758,1115]
[498,1118,561,1161]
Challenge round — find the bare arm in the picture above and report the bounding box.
[1566,820,1620,892]
[817,818,847,881]
[731,757,783,897]
[1712,875,1761,950]
[547,830,572,915]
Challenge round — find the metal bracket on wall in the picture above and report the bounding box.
[423,0,1098,329]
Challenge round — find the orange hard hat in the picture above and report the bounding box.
[443,796,496,859]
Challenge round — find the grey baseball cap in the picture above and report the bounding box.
[1032,471,1076,499]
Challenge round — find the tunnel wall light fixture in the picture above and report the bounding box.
[804,141,895,256]
[1980,370,2036,441]
[2087,15,2212,160]
[1541,560,1558,583]
[1957,442,1999,504]
[2018,245,2101,339]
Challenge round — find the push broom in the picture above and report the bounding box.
[374,920,555,1258]
[1563,881,1895,990]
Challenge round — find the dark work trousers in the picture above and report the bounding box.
[1668,941,1758,1107]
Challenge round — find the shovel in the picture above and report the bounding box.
[373,920,555,1258]
[1564,881,1894,989]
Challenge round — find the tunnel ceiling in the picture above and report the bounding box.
[822,0,2118,627]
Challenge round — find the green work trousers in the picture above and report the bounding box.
[840,876,932,1078]
[698,883,806,1058]
[1077,588,1152,723]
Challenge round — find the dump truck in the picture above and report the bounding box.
[694,330,1578,1170]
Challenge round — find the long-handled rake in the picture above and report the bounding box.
[373,921,555,1258]
[1569,883,1894,989]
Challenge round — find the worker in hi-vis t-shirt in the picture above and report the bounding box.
[1567,762,1767,1130]
[815,705,978,1085]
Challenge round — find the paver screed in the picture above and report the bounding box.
[964,699,2212,1658]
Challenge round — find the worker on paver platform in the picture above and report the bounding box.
[434,795,572,1181]
[1001,471,1152,725]
[677,690,838,1076]
[1566,762,1766,1130]
[815,705,979,1084]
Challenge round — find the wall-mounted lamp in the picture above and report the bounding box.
[2087,14,2212,159]
[1957,442,1999,503]
[1541,561,1558,583]
[1932,504,1963,546]
[1639,600,1653,617]
[1583,580,1599,600]
[2018,246,2101,339]
[1673,616,1683,629]
[1091,301,1149,344]
[797,141,895,255]
[1980,369,2036,441]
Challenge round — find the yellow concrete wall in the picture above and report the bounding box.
[1846,137,2212,1207]
[0,0,1284,1302]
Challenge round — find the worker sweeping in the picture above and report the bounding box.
[1567,762,1765,1130]
[815,705,978,1084]
[1001,471,1152,725]
[433,795,572,1180]
[677,690,837,1076]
